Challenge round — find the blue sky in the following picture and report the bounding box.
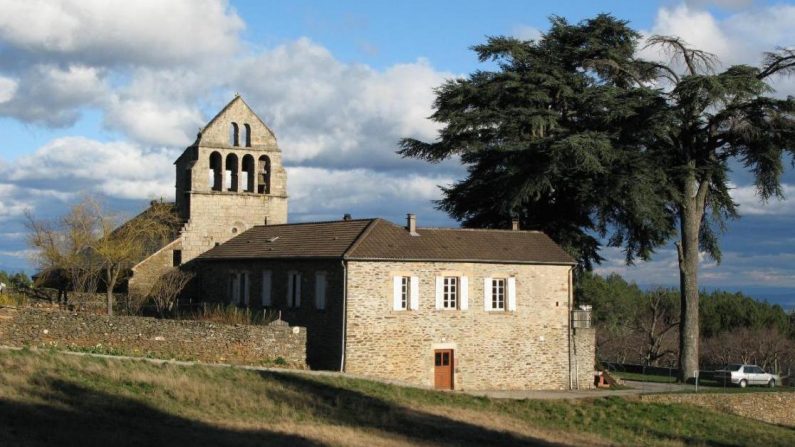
[0,0,793,308]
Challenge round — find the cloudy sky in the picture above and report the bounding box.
[0,0,793,307]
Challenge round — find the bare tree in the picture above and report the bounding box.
[94,201,181,316]
[26,197,104,305]
[27,196,181,315]
[149,268,195,317]
[635,289,679,367]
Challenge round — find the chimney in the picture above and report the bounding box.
[343,213,352,221]
[406,213,418,236]
[511,218,520,231]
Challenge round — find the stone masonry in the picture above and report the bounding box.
[344,261,591,391]
[1,308,306,367]
[129,96,288,296]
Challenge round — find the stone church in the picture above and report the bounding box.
[129,96,595,391]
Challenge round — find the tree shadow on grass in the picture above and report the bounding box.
[259,371,564,446]
[0,379,322,447]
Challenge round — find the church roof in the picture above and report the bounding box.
[199,218,575,265]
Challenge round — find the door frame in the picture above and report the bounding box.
[434,349,454,390]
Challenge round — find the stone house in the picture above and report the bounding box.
[128,96,595,391]
[197,215,595,391]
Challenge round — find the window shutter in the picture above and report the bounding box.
[286,272,294,307]
[295,273,302,307]
[392,276,403,310]
[410,276,419,310]
[261,271,272,306]
[507,276,517,311]
[483,277,492,311]
[435,276,443,309]
[315,272,326,310]
[460,276,469,310]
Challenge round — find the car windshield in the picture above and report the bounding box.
[723,364,743,371]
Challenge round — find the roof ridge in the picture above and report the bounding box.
[251,218,376,228]
[419,227,544,234]
[342,218,382,258]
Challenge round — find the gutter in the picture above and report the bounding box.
[340,259,348,373]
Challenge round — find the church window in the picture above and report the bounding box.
[242,155,255,193]
[257,155,271,194]
[243,123,251,147]
[230,122,239,146]
[225,153,239,191]
[209,152,223,191]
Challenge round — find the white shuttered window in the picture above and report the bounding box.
[507,276,517,311]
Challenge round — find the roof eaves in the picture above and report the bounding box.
[343,256,578,266]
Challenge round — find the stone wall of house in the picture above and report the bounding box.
[0,308,306,367]
[344,260,582,391]
[129,238,182,298]
[197,259,344,370]
[573,327,596,389]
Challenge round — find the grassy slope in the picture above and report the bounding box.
[0,350,793,447]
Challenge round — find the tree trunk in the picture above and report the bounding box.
[677,177,704,383]
[105,267,118,317]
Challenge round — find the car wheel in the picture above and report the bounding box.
[768,379,776,388]
[739,379,747,388]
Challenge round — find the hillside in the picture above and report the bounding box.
[1,349,794,447]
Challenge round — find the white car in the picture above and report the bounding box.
[713,364,780,388]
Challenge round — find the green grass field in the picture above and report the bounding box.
[1,349,794,446]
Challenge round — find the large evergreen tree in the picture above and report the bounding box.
[400,15,794,381]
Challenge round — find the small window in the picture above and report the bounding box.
[172,250,182,267]
[443,277,458,309]
[491,278,505,310]
[287,271,301,308]
[435,352,442,366]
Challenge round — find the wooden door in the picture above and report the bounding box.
[434,349,454,390]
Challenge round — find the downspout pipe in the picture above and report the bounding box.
[340,259,347,372]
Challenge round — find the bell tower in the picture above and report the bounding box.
[173,95,288,262]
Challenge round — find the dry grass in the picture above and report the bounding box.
[1,349,794,447]
[179,304,279,326]
[0,291,27,307]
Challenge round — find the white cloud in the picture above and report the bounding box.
[595,247,795,289]
[0,0,243,67]
[0,64,106,126]
[287,166,455,224]
[0,76,17,103]
[642,3,795,98]
[5,137,177,201]
[730,184,795,216]
[512,25,543,41]
[233,38,453,170]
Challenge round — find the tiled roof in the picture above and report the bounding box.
[346,219,575,264]
[200,218,575,265]
[199,219,373,259]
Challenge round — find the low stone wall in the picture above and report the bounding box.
[0,308,306,367]
[641,392,795,427]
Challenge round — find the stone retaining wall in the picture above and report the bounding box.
[0,308,306,367]
[641,392,795,427]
